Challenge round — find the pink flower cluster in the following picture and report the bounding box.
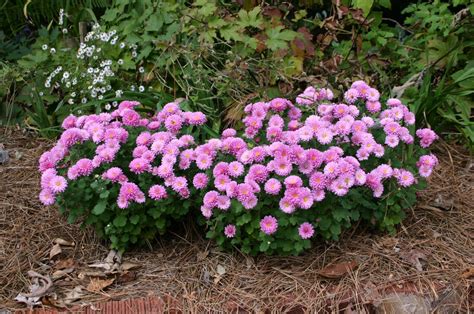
[39,100,206,208]
[199,82,438,239]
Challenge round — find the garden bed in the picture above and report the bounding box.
[1,127,472,312]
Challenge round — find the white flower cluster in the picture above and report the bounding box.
[42,11,146,110]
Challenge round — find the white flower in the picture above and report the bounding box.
[119,42,125,49]
[59,9,64,25]
[115,90,123,97]
[68,98,74,104]
[50,48,56,54]
[105,103,111,110]
[39,92,44,96]
[139,85,145,92]
[62,28,68,34]
[45,82,51,88]
[132,51,137,58]
[71,92,76,97]
[98,95,103,100]
[118,59,124,65]
[77,110,82,114]
[139,67,145,73]
[112,101,118,107]
[42,44,48,50]
[63,72,70,79]
[130,85,136,91]
[81,98,87,103]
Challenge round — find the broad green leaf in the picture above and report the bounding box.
[113,215,127,227]
[92,201,107,215]
[147,14,164,32]
[237,7,262,29]
[352,0,374,17]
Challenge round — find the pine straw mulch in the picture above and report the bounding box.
[0,127,473,312]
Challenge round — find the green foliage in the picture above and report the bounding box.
[0,0,110,37]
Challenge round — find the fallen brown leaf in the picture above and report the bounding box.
[53,238,75,247]
[63,286,84,305]
[400,249,427,271]
[54,258,75,270]
[120,261,141,271]
[116,271,137,284]
[52,268,74,280]
[317,260,358,279]
[86,277,115,292]
[49,244,62,259]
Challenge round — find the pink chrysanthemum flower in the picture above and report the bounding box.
[40,169,57,189]
[248,164,269,183]
[279,197,295,214]
[260,216,278,235]
[309,172,326,190]
[196,154,212,170]
[49,176,67,193]
[298,222,315,239]
[228,161,244,177]
[270,98,290,112]
[149,185,167,200]
[61,115,77,129]
[264,178,282,195]
[236,183,254,202]
[284,175,303,188]
[216,195,231,210]
[366,88,380,102]
[273,158,292,176]
[193,173,209,189]
[418,165,433,178]
[224,224,237,238]
[312,189,326,202]
[200,206,213,219]
[39,189,56,205]
[298,188,313,209]
[203,191,220,208]
[210,162,227,178]
[242,195,258,209]
[102,167,126,182]
[316,128,333,145]
[215,175,231,191]
[222,128,237,138]
[121,108,141,126]
[396,169,415,187]
[344,88,360,103]
[385,135,400,148]
[387,98,402,107]
[129,158,150,174]
[416,128,438,148]
[171,176,188,192]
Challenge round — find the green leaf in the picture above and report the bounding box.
[237,7,262,29]
[92,201,107,215]
[113,215,127,227]
[352,0,374,17]
[378,0,391,9]
[130,215,140,224]
[265,27,297,51]
[333,207,349,222]
[259,241,270,252]
[99,190,110,199]
[147,14,164,32]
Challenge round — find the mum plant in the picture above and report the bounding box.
[38,100,207,250]
[195,81,439,255]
